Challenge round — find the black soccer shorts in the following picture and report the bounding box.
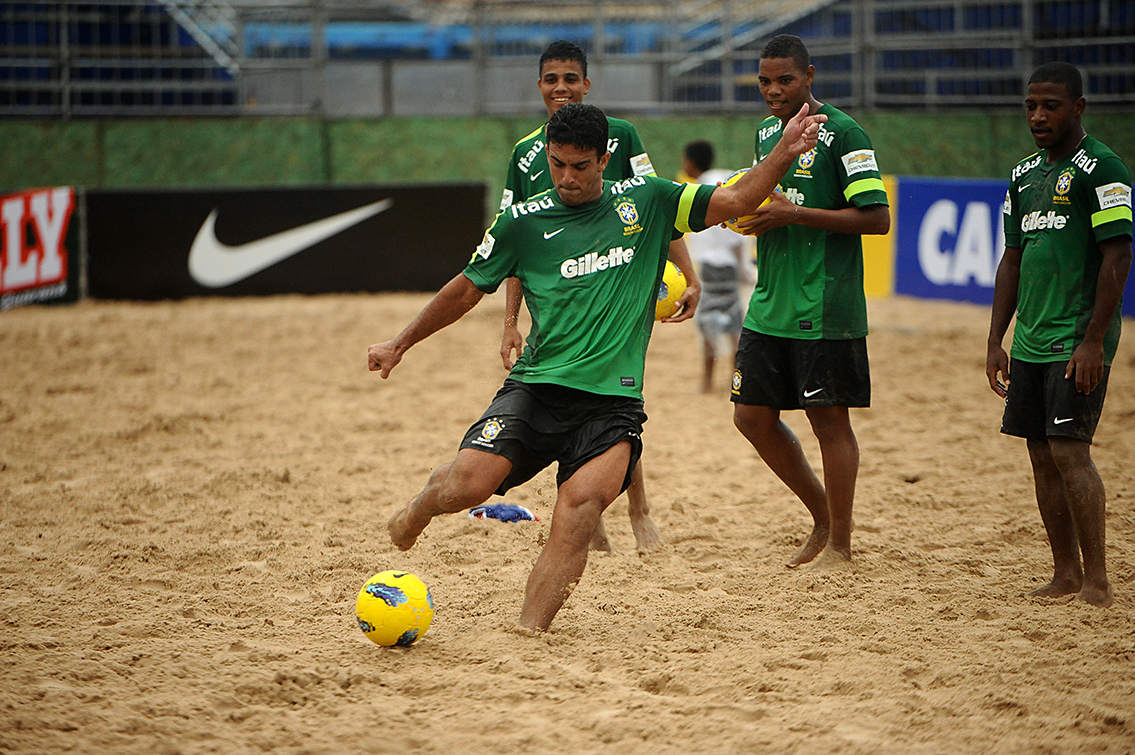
[730,328,871,409]
[1001,358,1110,443]
[459,379,646,496]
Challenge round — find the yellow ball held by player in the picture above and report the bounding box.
[655,260,688,320]
[355,570,434,647]
[720,167,777,234]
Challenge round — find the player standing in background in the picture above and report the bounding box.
[986,62,1131,608]
[731,34,890,569]
[680,140,753,393]
[372,103,825,630]
[498,40,698,554]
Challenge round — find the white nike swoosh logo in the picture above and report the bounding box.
[1018,184,1030,192]
[543,228,564,239]
[1053,417,1074,424]
[804,388,823,398]
[188,199,393,288]
[530,170,545,182]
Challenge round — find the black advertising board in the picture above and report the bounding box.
[1,187,81,311]
[86,183,486,299]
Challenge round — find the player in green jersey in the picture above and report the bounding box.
[730,35,890,570]
[987,62,1132,608]
[370,102,825,630]
[497,40,697,555]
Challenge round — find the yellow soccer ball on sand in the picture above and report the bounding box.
[355,570,434,647]
[720,167,777,234]
[655,261,688,320]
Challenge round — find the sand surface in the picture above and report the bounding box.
[1,292,1133,754]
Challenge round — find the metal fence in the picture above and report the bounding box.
[1,0,1132,118]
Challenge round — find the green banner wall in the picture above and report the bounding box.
[3,112,1132,203]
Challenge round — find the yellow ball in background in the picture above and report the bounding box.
[655,260,688,320]
[719,167,776,234]
[355,570,434,647]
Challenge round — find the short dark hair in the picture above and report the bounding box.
[540,40,587,78]
[546,103,608,159]
[1029,62,1083,100]
[684,140,714,173]
[760,34,810,73]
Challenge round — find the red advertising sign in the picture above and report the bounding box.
[0,187,78,311]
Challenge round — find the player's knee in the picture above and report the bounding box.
[806,407,851,440]
[436,464,498,511]
[552,495,607,543]
[733,404,765,439]
[1046,436,1091,473]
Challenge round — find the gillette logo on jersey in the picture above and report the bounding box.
[561,246,635,278]
[1021,210,1069,232]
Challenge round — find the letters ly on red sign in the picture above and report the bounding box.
[1,187,75,298]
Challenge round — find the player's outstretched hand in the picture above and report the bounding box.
[661,282,700,323]
[368,340,403,379]
[500,324,523,370]
[782,103,827,157]
[985,343,1010,398]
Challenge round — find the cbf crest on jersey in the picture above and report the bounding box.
[797,150,816,171]
[615,198,643,236]
[1054,169,1074,204]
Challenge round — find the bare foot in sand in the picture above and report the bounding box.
[632,512,664,554]
[1027,575,1082,599]
[388,505,429,551]
[786,525,829,568]
[804,543,853,572]
[1077,582,1114,608]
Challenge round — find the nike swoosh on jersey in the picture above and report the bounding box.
[543,228,565,239]
[1053,417,1074,424]
[1018,184,1031,192]
[530,170,545,182]
[804,388,824,398]
[188,199,392,288]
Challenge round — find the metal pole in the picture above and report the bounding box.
[59,2,71,118]
[473,0,485,116]
[311,0,326,116]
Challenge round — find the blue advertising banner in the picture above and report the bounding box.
[894,175,1135,317]
[894,176,1007,306]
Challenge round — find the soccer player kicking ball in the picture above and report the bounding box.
[987,62,1131,608]
[370,102,825,631]
[497,40,700,555]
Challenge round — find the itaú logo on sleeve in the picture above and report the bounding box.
[560,246,635,278]
[1021,210,1068,232]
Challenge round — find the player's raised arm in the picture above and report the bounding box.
[704,104,825,227]
[368,272,485,378]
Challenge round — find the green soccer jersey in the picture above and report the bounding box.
[466,176,716,398]
[745,104,888,339]
[1003,135,1133,365]
[499,117,656,210]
